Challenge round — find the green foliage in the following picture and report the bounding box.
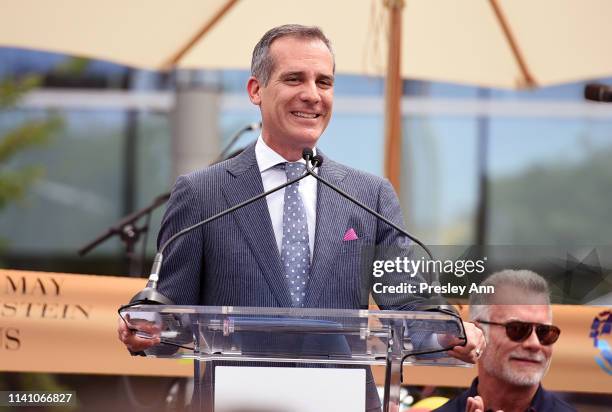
[0,117,62,162]
[0,74,41,106]
[0,76,63,211]
[0,167,43,209]
[53,56,90,76]
[490,144,612,244]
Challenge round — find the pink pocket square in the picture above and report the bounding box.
[343,228,358,241]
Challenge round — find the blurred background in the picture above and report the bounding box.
[2,52,611,276]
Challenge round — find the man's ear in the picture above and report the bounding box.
[247,76,262,105]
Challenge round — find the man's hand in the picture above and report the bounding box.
[447,321,486,364]
[466,395,503,412]
[117,316,161,353]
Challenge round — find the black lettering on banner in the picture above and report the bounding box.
[31,278,47,295]
[0,302,91,319]
[5,276,26,295]
[49,277,62,296]
[73,304,90,319]
[6,328,20,350]
[0,328,21,350]
[61,304,92,319]
[1,303,17,317]
[3,275,63,296]
[41,303,59,319]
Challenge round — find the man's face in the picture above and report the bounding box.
[479,293,554,387]
[247,36,334,158]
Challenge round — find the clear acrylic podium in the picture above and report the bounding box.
[120,305,469,412]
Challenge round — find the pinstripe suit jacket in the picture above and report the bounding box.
[157,143,422,309]
[156,143,424,411]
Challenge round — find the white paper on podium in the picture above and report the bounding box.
[214,366,366,412]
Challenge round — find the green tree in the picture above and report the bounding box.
[0,75,63,211]
[489,144,612,244]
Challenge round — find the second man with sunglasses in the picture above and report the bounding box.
[434,269,576,412]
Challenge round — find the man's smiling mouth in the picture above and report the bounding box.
[291,111,320,119]
[510,357,543,365]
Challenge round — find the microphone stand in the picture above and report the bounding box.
[77,193,170,276]
[214,122,260,163]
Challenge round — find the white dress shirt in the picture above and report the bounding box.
[255,136,317,259]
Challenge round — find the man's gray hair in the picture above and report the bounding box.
[251,24,335,86]
[469,269,551,323]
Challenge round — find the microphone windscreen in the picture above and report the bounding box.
[312,155,324,167]
[585,84,611,102]
[302,148,314,160]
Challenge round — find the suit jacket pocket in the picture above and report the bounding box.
[339,236,371,254]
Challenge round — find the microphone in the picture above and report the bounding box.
[302,149,323,168]
[249,122,262,131]
[585,83,612,102]
[214,122,262,163]
[302,148,314,163]
[129,155,311,305]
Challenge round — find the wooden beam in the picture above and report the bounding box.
[162,0,240,70]
[489,0,537,88]
[383,0,404,193]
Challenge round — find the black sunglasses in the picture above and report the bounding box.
[477,320,561,345]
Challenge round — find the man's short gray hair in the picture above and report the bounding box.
[251,24,335,86]
[469,269,551,323]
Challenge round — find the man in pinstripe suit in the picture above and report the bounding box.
[119,24,485,411]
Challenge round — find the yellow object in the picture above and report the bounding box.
[411,396,450,410]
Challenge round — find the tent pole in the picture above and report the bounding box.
[383,0,404,193]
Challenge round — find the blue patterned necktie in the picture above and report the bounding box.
[280,162,311,307]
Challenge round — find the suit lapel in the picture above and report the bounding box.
[222,145,292,307]
[305,156,349,307]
